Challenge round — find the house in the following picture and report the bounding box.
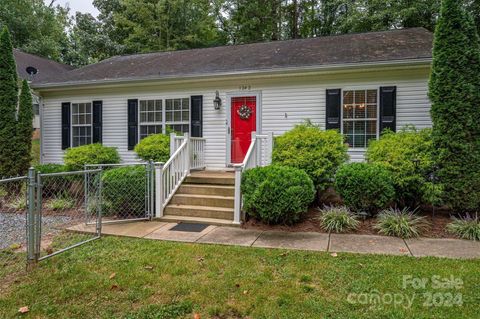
[31,28,433,224]
[13,49,74,138]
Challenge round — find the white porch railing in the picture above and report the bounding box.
[190,137,206,170]
[233,132,274,224]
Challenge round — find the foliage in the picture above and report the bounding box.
[272,123,348,190]
[31,139,40,166]
[34,163,67,174]
[15,80,34,175]
[447,214,480,241]
[428,0,480,212]
[0,0,69,61]
[64,144,120,171]
[7,197,26,210]
[375,207,428,238]
[318,205,359,233]
[0,27,18,178]
[335,163,396,214]
[46,197,75,211]
[366,126,439,207]
[241,165,315,224]
[102,166,146,217]
[134,134,170,163]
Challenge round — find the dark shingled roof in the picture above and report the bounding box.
[33,28,433,87]
[14,49,74,83]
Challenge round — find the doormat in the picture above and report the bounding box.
[169,223,209,232]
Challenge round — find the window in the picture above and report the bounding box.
[71,102,92,147]
[165,98,190,133]
[138,98,190,140]
[139,99,163,139]
[342,90,378,148]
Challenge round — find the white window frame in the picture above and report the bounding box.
[340,87,380,149]
[137,97,191,140]
[71,102,93,147]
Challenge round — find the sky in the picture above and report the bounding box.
[47,0,100,17]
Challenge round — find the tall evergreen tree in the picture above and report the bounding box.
[429,0,480,211]
[0,27,18,178]
[16,80,33,175]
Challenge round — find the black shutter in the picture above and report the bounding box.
[326,89,341,130]
[127,99,138,150]
[92,100,103,143]
[190,95,203,137]
[380,86,397,133]
[61,102,71,150]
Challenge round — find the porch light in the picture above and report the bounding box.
[213,91,222,110]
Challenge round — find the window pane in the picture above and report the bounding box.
[354,90,366,104]
[343,91,353,104]
[155,111,162,122]
[166,99,172,110]
[354,104,365,119]
[367,104,377,118]
[174,99,181,110]
[182,111,189,121]
[344,121,354,134]
[174,110,181,121]
[354,134,365,148]
[354,121,366,135]
[366,121,377,135]
[345,135,353,147]
[166,111,173,121]
[182,98,189,110]
[343,104,354,119]
[147,112,154,122]
[147,100,154,112]
[140,100,146,112]
[367,90,377,104]
[155,100,162,111]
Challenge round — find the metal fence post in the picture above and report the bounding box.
[97,170,103,236]
[35,172,42,261]
[26,167,37,269]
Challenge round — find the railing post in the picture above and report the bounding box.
[169,132,176,157]
[26,167,37,269]
[251,131,259,167]
[155,162,164,218]
[233,164,242,225]
[266,132,274,166]
[184,133,190,174]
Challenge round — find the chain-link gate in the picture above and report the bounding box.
[35,169,102,261]
[84,163,155,224]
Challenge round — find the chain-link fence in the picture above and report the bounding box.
[0,162,155,273]
[85,163,154,224]
[36,169,102,261]
[0,176,29,279]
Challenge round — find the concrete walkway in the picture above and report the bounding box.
[70,221,480,260]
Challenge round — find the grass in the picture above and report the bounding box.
[1,237,479,318]
[447,214,480,241]
[318,205,359,233]
[375,207,428,238]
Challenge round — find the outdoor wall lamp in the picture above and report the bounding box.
[213,91,222,110]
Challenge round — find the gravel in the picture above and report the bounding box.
[0,212,74,250]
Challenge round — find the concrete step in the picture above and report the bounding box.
[178,184,235,197]
[164,204,234,220]
[156,215,236,226]
[185,175,235,185]
[170,194,234,208]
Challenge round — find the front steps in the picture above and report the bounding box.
[161,171,236,225]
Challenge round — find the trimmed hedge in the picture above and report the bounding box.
[134,133,170,163]
[335,163,395,214]
[272,123,348,190]
[101,166,146,217]
[366,126,440,207]
[64,144,120,171]
[241,165,315,224]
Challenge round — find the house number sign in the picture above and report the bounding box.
[237,104,253,120]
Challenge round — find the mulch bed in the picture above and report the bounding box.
[243,207,457,239]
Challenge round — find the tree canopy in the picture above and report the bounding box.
[0,0,479,66]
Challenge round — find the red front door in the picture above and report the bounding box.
[231,96,256,163]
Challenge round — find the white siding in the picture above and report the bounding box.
[40,67,432,167]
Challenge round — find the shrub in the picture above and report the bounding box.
[34,163,67,174]
[102,166,146,217]
[64,144,120,171]
[318,206,359,233]
[241,165,315,224]
[366,126,440,207]
[375,208,428,238]
[447,214,480,241]
[335,163,395,214]
[272,123,348,190]
[134,133,170,162]
[429,0,480,211]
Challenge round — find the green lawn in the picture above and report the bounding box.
[1,237,479,319]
